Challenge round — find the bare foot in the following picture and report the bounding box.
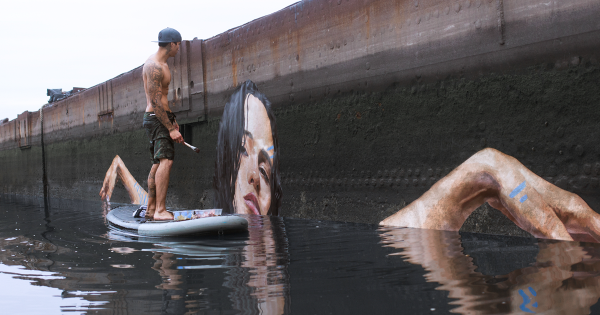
[154,211,174,221]
[145,209,155,219]
[145,203,156,219]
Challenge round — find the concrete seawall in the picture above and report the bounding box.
[1,0,600,236]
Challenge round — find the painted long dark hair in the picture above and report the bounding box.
[214,80,282,215]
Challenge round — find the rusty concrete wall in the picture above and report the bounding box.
[2,0,598,148]
[1,0,600,236]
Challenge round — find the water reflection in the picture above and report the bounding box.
[0,234,115,313]
[4,196,600,314]
[228,215,289,315]
[146,215,291,314]
[1,199,292,314]
[380,227,600,314]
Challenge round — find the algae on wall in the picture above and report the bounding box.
[0,145,44,197]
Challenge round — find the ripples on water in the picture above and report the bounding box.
[2,195,600,314]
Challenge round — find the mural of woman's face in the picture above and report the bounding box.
[233,95,274,215]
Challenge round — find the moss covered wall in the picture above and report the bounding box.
[0,146,44,197]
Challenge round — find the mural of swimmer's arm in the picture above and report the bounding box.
[99,155,148,205]
[381,148,600,242]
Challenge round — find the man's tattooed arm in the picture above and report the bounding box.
[146,61,175,131]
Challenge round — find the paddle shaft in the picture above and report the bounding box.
[184,142,200,154]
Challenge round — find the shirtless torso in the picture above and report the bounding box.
[142,45,182,140]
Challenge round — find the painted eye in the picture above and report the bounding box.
[240,144,248,156]
[259,167,269,182]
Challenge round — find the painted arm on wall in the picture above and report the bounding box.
[381,148,600,242]
[99,155,148,205]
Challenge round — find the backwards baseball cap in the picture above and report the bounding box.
[152,27,182,43]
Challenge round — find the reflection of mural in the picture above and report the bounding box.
[5,196,600,314]
[224,216,290,314]
[153,216,291,314]
[100,81,600,242]
[111,213,291,314]
[380,227,600,314]
[0,197,291,314]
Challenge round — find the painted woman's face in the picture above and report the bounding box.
[233,95,274,215]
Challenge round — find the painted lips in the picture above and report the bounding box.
[244,193,260,215]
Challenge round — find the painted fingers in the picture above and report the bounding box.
[99,160,118,201]
[557,195,600,242]
[527,174,600,242]
[501,179,573,241]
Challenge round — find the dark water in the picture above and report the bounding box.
[2,196,600,314]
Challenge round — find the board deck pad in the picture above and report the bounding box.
[107,205,248,236]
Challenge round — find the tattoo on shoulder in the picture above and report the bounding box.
[148,63,163,85]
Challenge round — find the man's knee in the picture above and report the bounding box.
[158,158,174,169]
[150,163,159,173]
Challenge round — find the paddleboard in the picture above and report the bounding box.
[107,205,248,236]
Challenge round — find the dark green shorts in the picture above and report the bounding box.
[143,111,176,164]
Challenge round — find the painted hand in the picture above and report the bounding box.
[99,158,118,201]
[99,155,148,205]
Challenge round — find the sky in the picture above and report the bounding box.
[1,0,299,121]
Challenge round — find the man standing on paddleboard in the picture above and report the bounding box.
[142,27,184,220]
